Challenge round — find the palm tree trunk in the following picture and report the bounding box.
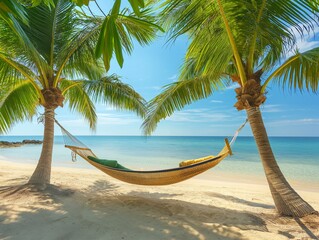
[28,108,55,188]
[246,107,316,217]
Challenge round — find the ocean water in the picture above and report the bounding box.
[1,135,318,184]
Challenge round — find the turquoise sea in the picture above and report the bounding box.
[1,135,318,185]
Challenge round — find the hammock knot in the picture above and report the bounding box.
[71,151,77,162]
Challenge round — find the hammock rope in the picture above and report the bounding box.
[54,119,248,185]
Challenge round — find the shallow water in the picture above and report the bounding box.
[1,136,318,184]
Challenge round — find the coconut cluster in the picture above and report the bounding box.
[234,79,266,110]
[41,87,64,109]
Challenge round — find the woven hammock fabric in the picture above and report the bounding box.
[56,119,247,185]
[65,144,230,185]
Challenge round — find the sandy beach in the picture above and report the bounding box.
[0,159,318,240]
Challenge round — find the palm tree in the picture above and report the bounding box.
[0,0,158,188]
[0,0,27,28]
[143,0,319,217]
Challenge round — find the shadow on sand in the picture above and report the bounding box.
[206,192,274,209]
[1,179,318,240]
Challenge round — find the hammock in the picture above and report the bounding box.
[55,120,247,186]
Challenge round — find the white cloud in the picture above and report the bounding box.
[97,113,140,125]
[260,104,282,113]
[59,119,85,125]
[60,113,141,127]
[288,24,319,55]
[181,108,210,113]
[211,100,223,103]
[94,104,118,111]
[168,74,178,80]
[167,109,231,122]
[147,86,162,90]
[269,118,319,126]
[297,40,319,53]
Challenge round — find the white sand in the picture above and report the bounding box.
[0,160,318,240]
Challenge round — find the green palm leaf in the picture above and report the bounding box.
[82,75,147,117]
[69,0,90,7]
[142,75,226,135]
[264,48,319,92]
[24,0,75,67]
[0,0,27,24]
[0,52,36,85]
[144,0,319,135]
[0,9,50,89]
[56,14,103,82]
[183,23,233,77]
[160,0,318,76]
[0,80,39,133]
[96,8,160,71]
[117,10,163,47]
[30,0,56,7]
[60,79,97,129]
[71,0,145,16]
[4,10,51,87]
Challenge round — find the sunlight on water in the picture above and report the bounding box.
[1,136,318,184]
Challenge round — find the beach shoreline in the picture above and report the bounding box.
[0,158,318,193]
[1,160,318,240]
[1,135,318,189]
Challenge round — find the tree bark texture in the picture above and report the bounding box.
[28,108,55,187]
[246,107,316,217]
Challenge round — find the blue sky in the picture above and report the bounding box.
[6,1,319,136]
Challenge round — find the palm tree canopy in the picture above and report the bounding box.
[142,0,319,135]
[26,0,162,70]
[28,0,145,16]
[0,0,157,133]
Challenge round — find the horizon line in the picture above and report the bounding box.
[1,135,319,138]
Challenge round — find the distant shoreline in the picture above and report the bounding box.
[0,140,43,148]
[1,135,319,137]
[1,136,318,193]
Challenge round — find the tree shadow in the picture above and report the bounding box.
[263,213,319,239]
[1,179,270,240]
[206,192,274,209]
[207,190,319,239]
[0,183,74,199]
[129,190,183,199]
[294,217,319,240]
[3,179,317,240]
[82,179,120,195]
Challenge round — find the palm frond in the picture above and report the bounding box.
[96,7,160,71]
[24,0,75,66]
[0,12,38,70]
[0,51,37,84]
[160,0,319,75]
[0,0,27,24]
[263,48,319,93]
[71,0,145,16]
[62,57,105,81]
[142,75,226,135]
[55,13,103,82]
[82,75,147,117]
[183,24,233,78]
[159,0,212,41]
[117,8,162,49]
[127,0,145,16]
[29,0,55,7]
[5,5,52,86]
[0,80,39,133]
[60,79,97,130]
